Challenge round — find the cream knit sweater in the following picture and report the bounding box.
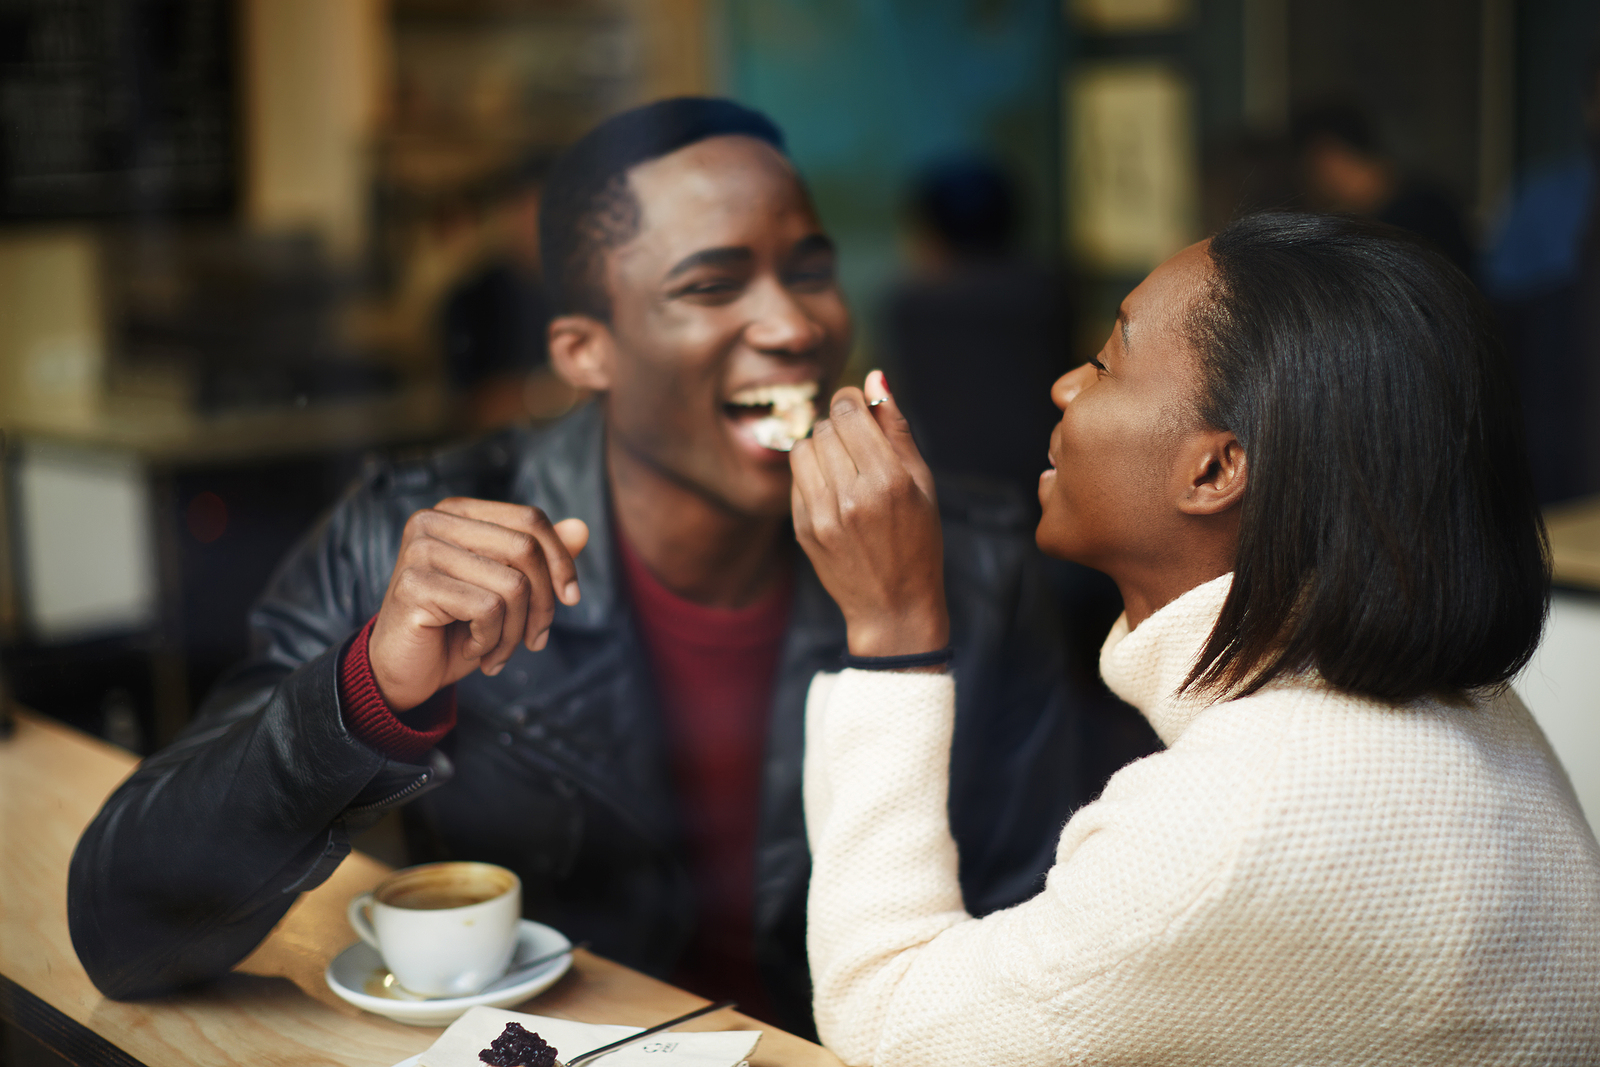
[804,574,1600,1066]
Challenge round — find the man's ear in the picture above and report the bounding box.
[548,315,616,392]
[1175,429,1247,517]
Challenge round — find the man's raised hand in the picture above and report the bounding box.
[368,499,589,712]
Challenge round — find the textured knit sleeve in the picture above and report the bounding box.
[339,614,458,763]
[804,669,1280,1067]
[805,669,1060,1066]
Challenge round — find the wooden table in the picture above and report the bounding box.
[0,710,843,1067]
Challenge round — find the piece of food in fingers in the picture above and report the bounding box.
[725,380,819,452]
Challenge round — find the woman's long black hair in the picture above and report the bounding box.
[1184,212,1549,704]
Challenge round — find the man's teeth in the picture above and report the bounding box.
[726,381,818,409]
[728,382,819,453]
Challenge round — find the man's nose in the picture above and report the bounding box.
[1052,363,1095,409]
[744,279,826,356]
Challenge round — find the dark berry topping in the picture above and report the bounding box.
[479,1021,559,1067]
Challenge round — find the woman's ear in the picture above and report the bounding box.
[548,315,616,392]
[1176,430,1247,517]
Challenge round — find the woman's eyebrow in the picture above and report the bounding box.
[664,246,752,280]
[1117,309,1131,354]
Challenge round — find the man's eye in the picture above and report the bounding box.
[675,279,739,298]
[790,270,833,288]
[786,262,835,288]
[1088,356,1108,372]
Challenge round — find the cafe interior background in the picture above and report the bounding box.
[0,0,1597,889]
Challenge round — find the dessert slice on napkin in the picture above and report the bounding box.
[418,1005,760,1067]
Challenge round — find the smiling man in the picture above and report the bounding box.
[67,99,1088,1035]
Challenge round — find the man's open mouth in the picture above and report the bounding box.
[723,381,819,452]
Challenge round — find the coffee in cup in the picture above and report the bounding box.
[347,861,521,998]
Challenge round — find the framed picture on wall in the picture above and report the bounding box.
[1070,0,1191,34]
[1064,61,1199,274]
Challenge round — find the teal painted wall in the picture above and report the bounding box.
[721,0,1063,365]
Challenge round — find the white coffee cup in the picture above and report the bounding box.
[347,861,522,998]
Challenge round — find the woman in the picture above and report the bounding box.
[790,213,1600,1065]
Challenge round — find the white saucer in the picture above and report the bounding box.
[326,919,572,1027]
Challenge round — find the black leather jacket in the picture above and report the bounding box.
[67,404,1087,1037]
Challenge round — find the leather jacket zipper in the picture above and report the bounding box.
[346,769,433,815]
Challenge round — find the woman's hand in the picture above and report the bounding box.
[790,370,950,658]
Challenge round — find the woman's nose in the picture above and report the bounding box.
[1052,363,1096,409]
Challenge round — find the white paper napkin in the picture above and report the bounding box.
[406,1005,760,1067]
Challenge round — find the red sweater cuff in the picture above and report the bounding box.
[339,615,457,763]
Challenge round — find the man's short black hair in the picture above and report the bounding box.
[1183,212,1549,705]
[538,97,787,322]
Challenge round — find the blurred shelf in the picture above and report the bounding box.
[1547,496,1600,593]
[0,383,450,466]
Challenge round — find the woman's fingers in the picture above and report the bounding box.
[862,370,937,501]
[819,383,931,503]
[791,380,949,659]
[789,438,837,542]
[810,398,867,491]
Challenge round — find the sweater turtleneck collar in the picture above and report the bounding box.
[1099,572,1234,747]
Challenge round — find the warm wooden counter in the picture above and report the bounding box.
[0,710,841,1067]
[1547,495,1600,593]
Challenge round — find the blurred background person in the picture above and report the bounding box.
[883,154,1068,506]
[1483,42,1600,504]
[1200,130,1301,235]
[438,151,581,432]
[1292,101,1475,275]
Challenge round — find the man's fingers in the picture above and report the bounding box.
[428,499,583,611]
[522,514,581,610]
[394,566,511,665]
[554,518,590,558]
[409,538,539,670]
